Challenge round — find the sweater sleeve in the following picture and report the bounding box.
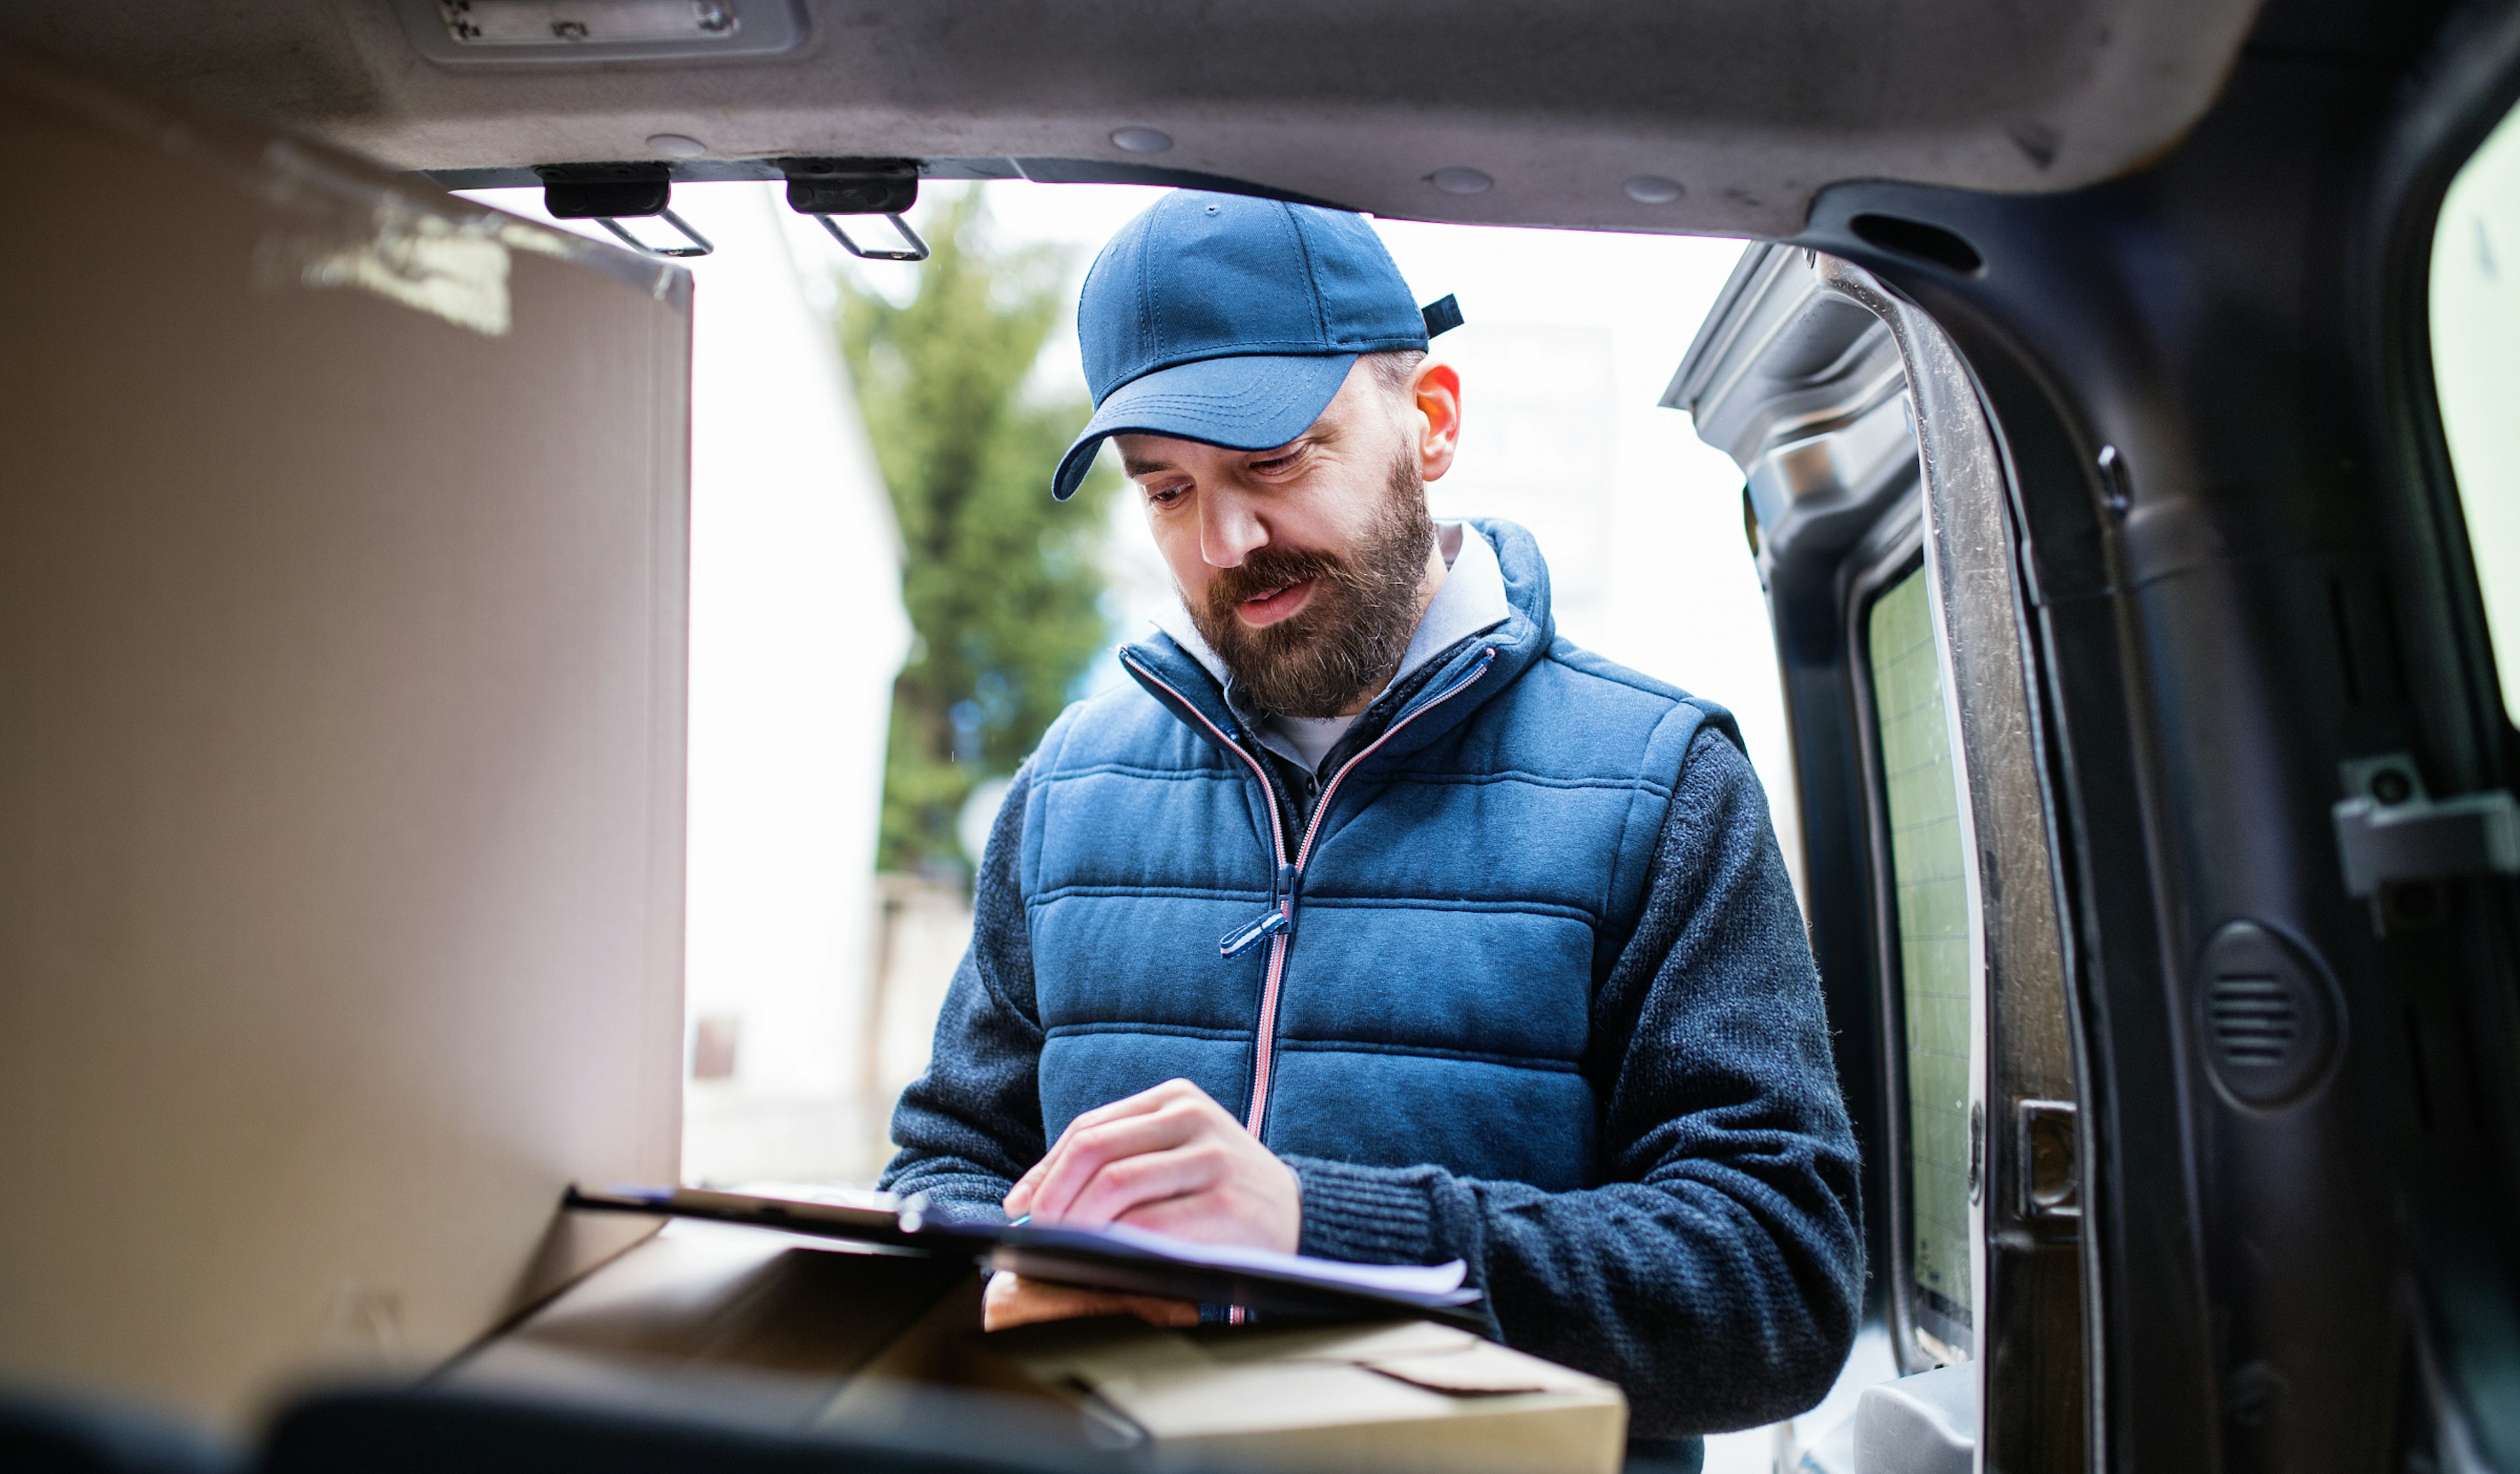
[1283,727,1865,1437]
[877,763,1045,1212]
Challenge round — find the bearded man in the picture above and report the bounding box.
[882,192,1864,1452]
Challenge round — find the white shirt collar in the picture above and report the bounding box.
[1402,520,1510,683]
[1149,520,1511,771]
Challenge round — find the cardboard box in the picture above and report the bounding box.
[0,50,690,1426]
[458,1222,1628,1473]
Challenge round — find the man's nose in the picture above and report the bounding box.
[1198,488,1268,569]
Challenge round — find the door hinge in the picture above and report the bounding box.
[2332,753,2520,899]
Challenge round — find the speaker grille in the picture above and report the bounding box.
[2196,923,2339,1110]
[2207,974,2298,1067]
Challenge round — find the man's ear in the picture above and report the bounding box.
[1412,360,1463,483]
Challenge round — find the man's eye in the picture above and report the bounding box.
[1251,452,1299,474]
[1146,483,1188,505]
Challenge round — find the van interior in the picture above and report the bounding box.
[3,2,2519,1472]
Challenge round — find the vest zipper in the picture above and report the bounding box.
[1120,648,1498,1139]
[1219,861,1300,958]
[1118,647,1497,1327]
[1118,648,1290,967]
[1245,650,1497,1140]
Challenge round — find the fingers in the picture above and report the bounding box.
[1049,1079,1206,1153]
[980,1272,1199,1332]
[1026,1112,1211,1225]
[1122,1294,1204,1328]
[1005,1078,1193,1213]
[1055,1143,1230,1228]
[1022,1110,1192,1216]
[1005,1078,1221,1217]
[1110,1187,1260,1242]
[984,1271,1105,1330]
[1113,1150,1304,1253]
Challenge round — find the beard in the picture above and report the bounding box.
[1186,446,1437,720]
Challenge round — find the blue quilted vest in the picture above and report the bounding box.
[1018,520,1732,1189]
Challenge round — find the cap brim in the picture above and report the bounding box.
[1052,352,1358,500]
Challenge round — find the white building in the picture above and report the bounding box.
[463,180,915,1186]
[675,186,912,1185]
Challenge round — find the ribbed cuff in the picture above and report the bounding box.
[1283,1154,1438,1265]
[877,1169,1012,1218]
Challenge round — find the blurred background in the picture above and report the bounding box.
[460,179,1777,1194]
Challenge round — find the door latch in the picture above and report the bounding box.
[2332,752,2520,898]
[2017,1098,2080,1221]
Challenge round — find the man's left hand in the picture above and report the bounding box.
[1003,1077,1301,1250]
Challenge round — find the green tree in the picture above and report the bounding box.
[839,189,1115,875]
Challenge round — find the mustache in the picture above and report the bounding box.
[1182,437,1433,719]
[1202,545,1347,617]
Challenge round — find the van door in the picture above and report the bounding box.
[1672,246,2087,1473]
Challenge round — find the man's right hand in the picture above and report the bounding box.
[981,1269,1199,1332]
[1003,1078,1301,1248]
[985,1078,1296,1332]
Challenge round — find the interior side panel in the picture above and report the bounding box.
[1786,0,2520,1466]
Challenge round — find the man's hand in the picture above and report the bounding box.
[984,1078,1301,1332]
[981,1271,1200,1332]
[1004,1078,1301,1248]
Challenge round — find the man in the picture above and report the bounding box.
[883,191,1862,1443]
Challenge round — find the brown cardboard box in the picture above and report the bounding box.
[459,1222,1628,1473]
[0,50,690,1426]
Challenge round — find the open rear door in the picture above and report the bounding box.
[1673,246,2088,1474]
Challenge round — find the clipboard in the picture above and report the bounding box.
[563,1183,1487,1328]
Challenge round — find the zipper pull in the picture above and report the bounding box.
[1219,862,1303,959]
[1219,908,1288,959]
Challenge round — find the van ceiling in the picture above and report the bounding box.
[0,0,2265,238]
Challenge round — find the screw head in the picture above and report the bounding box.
[1110,127,1173,154]
[1623,174,1683,204]
[2096,444,2133,521]
[1427,166,1493,196]
[645,133,706,159]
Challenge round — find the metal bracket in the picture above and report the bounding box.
[2332,752,2520,898]
[594,210,713,259]
[537,164,715,259]
[778,161,929,261]
[814,212,930,262]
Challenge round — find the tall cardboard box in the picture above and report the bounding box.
[0,53,691,1425]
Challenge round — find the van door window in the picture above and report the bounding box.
[1867,566,1975,1349]
[2431,99,2520,721]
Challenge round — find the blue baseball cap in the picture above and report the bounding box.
[1052,191,1451,500]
